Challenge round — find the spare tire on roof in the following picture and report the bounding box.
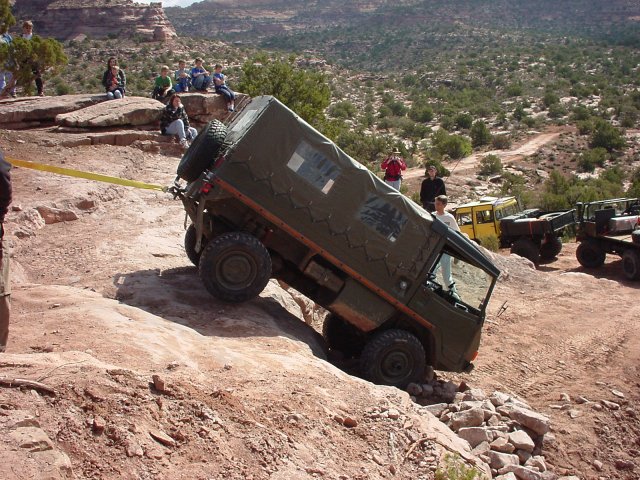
[176,119,228,182]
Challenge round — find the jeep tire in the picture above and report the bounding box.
[540,236,563,261]
[576,240,606,269]
[177,119,227,182]
[199,232,272,303]
[622,249,640,280]
[360,329,426,388]
[511,237,540,265]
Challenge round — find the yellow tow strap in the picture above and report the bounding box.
[6,157,167,192]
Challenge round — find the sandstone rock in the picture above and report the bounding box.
[422,403,448,417]
[462,388,487,401]
[457,427,492,448]
[491,436,516,454]
[601,400,620,410]
[2,411,41,430]
[9,426,55,452]
[517,449,533,464]
[152,374,166,393]
[509,430,535,452]
[387,408,400,420]
[407,383,422,396]
[593,459,603,471]
[459,400,484,411]
[472,441,491,456]
[489,451,520,470]
[525,455,547,472]
[56,97,165,128]
[451,407,485,431]
[92,416,106,434]
[495,473,517,480]
[342,416,358,428]
[499,405,550,436]
[0,94,104,125]
[125,438,144,457]
[614,459,634,470]
[611,389,625,399]
[36,206,79,224]
[75,199,96,210]
[490,391,511,407]
[575,395,589,404]
[499,465,544,480]
[149,429,176,447]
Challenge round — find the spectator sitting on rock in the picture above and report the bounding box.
[160,93,198,150]
[213,64,235,112]
[190,58,212,92]
[152,65,175,101]
[174,60,190,93]
[101,57,126,100]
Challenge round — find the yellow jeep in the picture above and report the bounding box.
[454,196,519,242]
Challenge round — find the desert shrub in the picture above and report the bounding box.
[478,234,500,252]
[589,119,625,151]
[470,120,491,147]
[432,130,472,159]
[577,147,608,173]
[492,134,512,150]
[435,454,479,480]
[328,101,357,119]
[576,119,594,135]
[455,112,473,130]
[478,154,503,176]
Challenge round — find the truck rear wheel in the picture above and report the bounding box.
[360,329,426,388]
[176,120,227,182]
[184,224,204,266]
[622,250,640,280]
[511,238,540,265]
[199,232,272,303]
[576,240,606,268]
[540,236,563,260]
[322,314,364,357]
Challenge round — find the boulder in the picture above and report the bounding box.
[509,429,535,453]
[451,407,485,431]
[180,92,250,123]
[498,405,550,436]
[499,465,544,480]
[489,451,520,470]
[457,427,492,448]
[56,97,165,128]
[0,94,104,126]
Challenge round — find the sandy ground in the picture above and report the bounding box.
[1,127,639,479]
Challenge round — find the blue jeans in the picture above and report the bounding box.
[192,75,211,91]
[107,89,124,100]
[0,71,14,95]
[175,78,190,92]
[164,119,197,142]
[384,179,402,190]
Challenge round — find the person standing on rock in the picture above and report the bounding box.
[420,164,446,213]
[0,150,11,352]
[433,195,460,299]
[160,93,198,149]
[0,26,13,98]
[21,21,44,97]
[381,148,406,190]
[101,57,126,100]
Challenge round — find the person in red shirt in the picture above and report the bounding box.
[381,148,407,190]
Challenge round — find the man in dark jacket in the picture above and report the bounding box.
[0,150,11,352]
[420,164,446,213]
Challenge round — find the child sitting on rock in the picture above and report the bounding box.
[152,65,175,102]
[213,64,235,112]
[105,65,125,100]
[190,58,212,92]
[174,60,191,93]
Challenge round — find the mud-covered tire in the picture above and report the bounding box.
[199,232,272,303]
[322,314,364,357]
[184,224,204,266]
[622,249,640,280]
[576,240,606,268]
[360,329,426,388]
[539,236,563,260]
[176,119,227,182]
[511,238,540,265]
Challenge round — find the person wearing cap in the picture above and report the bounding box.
[381,148,406,190]
[420,164,446,212]
[0,150,11,352]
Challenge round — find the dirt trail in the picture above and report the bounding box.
[1,128,639,479]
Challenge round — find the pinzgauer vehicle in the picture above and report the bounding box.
[171,96,500,387]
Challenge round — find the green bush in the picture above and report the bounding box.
[478,154,503,176]
[432,130,472,159]
[470,120,492,147]
[492,134,512,150]
[589,119,625,151]
[328,101,357,119]
[479,234,500,252]
[455,113,473,130]
[577,147,608,173]
[435,454,479,480]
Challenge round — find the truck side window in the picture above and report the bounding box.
[287,141,341,194]
[457,213,473,225]
[476,210,494,224]
[358,195,408,243]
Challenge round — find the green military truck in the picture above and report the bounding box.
[575,198,640,280]
[171,96,500,388]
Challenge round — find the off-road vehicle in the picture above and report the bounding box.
[171,96,500,387]
[575,197,640,280]
[453,196,575,265]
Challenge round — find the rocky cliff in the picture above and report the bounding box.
[13,0,177,41]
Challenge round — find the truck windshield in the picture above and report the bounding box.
[428,251,494,314]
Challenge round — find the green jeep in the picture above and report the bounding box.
[171,96,500,387]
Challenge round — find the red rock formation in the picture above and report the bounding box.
[14,0,177,41]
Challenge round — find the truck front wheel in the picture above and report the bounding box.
[576,240,606,269]
[511,238,540,265]
[622,250,640,280]
[540,236,562,260]
[199,232,272,303]
[360,329,426,388]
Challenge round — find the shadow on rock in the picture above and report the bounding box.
[113,266,327,358]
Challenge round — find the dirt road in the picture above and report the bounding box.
[1,128,639,479]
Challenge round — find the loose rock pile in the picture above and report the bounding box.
[407,379,576,480]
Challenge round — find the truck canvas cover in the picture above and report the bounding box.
[216,96,443,296]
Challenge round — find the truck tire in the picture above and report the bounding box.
[622,250,640,280]
[360,329,426,388]
[176,120,227,182]
[576,240,606,269]
[184,224,204,266]
[540,236,563,260]
[511,238,540,265]
[199,232,272,303]
[322,314,364,357]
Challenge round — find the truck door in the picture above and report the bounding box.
[473,206,496,240]
[455,208,476,240]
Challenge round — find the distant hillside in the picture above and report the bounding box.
[166,0,640,46]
